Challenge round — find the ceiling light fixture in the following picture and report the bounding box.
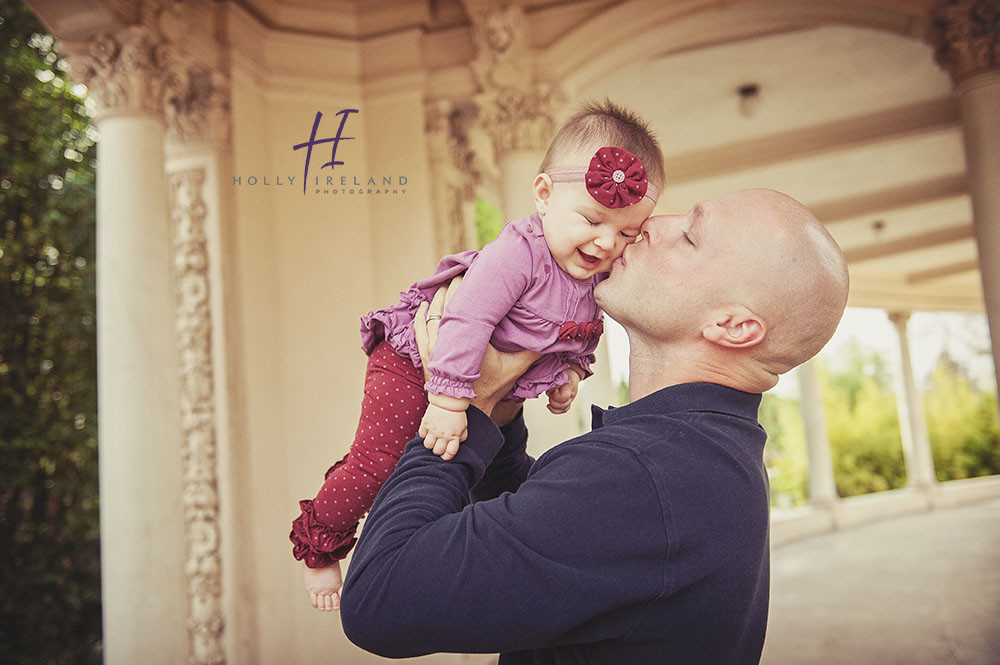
[737,83,761,117]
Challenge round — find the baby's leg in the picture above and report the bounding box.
[313,341,428,530]
[292,341,428,573]
[293,341,427,609]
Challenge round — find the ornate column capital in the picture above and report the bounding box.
[163,59,232,148]
[475,84,561,156]
[63,1,230,146]
[66,25,170,120]
[931,0,1000,83]
[887,310,912,327]
[461,0,561,157]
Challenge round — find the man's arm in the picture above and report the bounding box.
[469,406,533,502]
[339,408,666,658]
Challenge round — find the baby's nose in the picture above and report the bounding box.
[594,227,616,248]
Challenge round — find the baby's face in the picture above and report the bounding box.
[540,180,654,280]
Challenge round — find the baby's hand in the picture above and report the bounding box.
[303,560,343,612]
[419,402,468,461]
[546,366,584,414]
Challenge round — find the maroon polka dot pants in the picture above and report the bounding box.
[306,340,428,557]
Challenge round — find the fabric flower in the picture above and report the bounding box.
[585,147,649,209]
[558,318,604,342]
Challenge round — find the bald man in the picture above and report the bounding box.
[341,189,849,665]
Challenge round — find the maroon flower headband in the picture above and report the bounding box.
[546,146,659,209]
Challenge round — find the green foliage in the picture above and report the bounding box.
[761,347,908,503]
[0,1,101,663]
[925,353,1000,481]
[823,354,907,496]
[760,393,808,507]
[762,342,1000,504]
[474,196,504,249]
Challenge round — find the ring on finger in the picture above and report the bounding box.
[426,314,442,321]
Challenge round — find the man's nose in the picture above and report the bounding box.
[639,215,672,242]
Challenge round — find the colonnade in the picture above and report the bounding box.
[796,1,1000,512]
[23,0,1000,663]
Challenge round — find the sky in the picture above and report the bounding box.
[605,307,997,397]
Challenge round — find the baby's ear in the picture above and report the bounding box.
[701,307,767,349]
[533,173,553,217]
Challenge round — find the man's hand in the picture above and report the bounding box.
[413,277,540,426]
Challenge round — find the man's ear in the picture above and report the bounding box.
[702,307,767,349]
[533,173,553,217]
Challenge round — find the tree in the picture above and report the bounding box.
[0,1,101,662]
[475,195,505,249]
[823,361,907,496]
[925,352,1000,480]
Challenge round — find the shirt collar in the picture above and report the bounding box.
[591,382,762,429]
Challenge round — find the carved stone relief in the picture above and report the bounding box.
[461,0,560,157]
[67,25,169,118]
[425,100,483,256]
[932,0,1000,82]
[64,1,230,146]
[170,167,226,665]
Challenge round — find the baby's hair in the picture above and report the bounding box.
[539,100,665,189]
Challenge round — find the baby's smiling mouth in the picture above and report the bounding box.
[577,248,601,266]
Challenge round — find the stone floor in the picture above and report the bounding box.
[761,498,1000,665]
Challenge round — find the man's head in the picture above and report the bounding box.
[595,188,849,393]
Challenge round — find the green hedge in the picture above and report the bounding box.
[1,2,101,663]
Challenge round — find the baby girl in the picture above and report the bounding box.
[290,100,665,612]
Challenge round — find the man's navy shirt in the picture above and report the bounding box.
[342,382,771,665]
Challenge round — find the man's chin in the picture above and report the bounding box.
[593,279,611,306]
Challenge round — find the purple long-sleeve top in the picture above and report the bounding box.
[360,214,605,401]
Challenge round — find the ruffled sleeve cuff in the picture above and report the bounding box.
[289,499,358,568]
[567,353,596,380]
[425,374,477,400]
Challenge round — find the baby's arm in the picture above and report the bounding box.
[546,363,585,414]
[424,225,533,402]
[419,393,470,461]
[419,225,534,460]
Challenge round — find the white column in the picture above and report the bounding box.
[70,27,188,664]
[97,101,188,664]
[956,72,1000,401]
[889,312,937,490]
[797,359,838,508]
[932,0,1000,407]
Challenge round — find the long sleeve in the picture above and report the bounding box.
[340,407,668,659]
[469,409,533,502]
[425,226,533,399]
